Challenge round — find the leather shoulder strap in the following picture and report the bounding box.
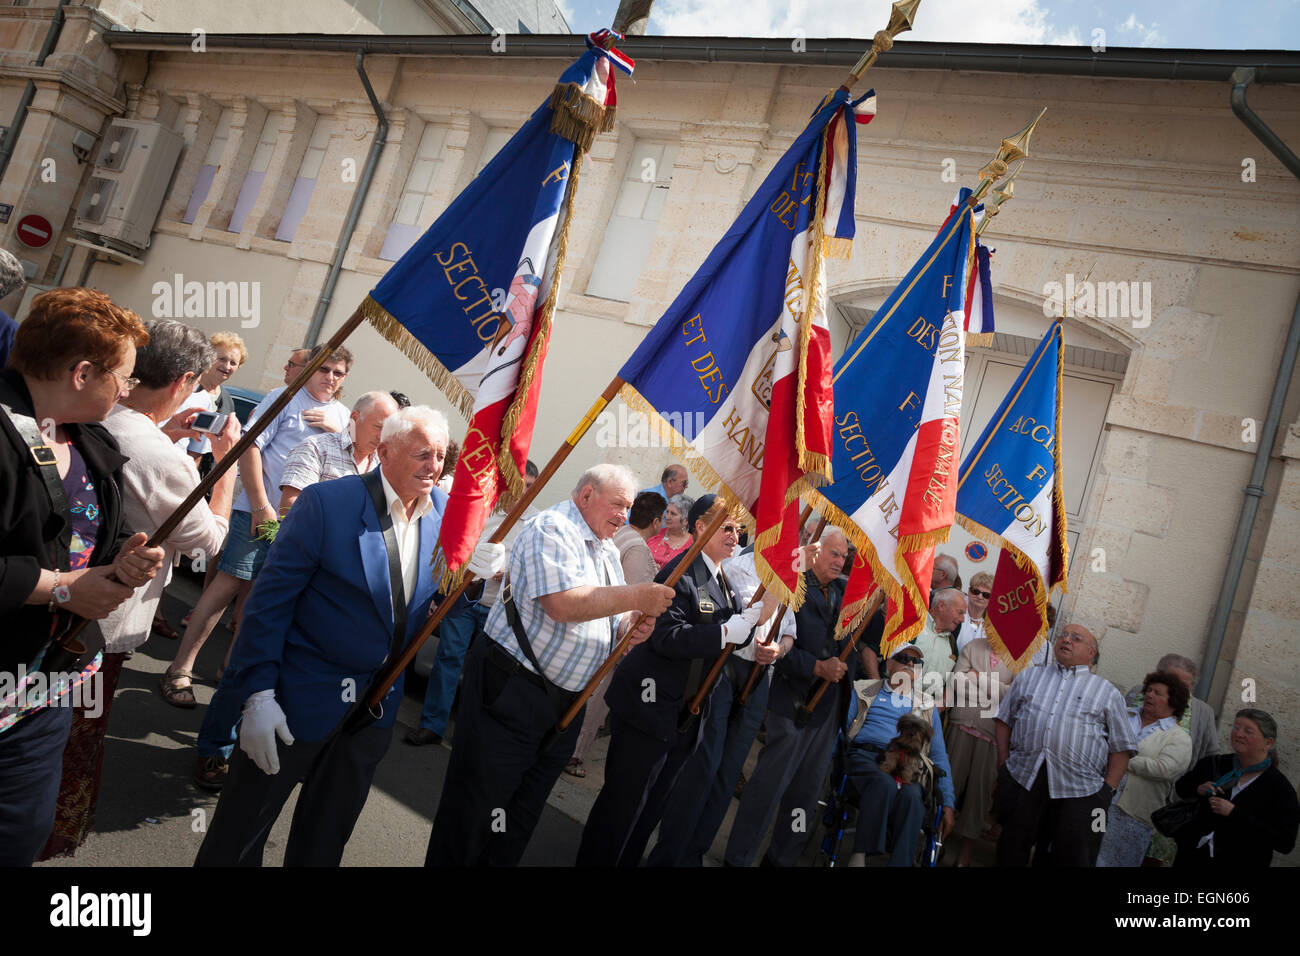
[0,375,72,569]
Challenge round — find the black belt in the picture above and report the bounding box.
[852,742,886,755]
[486,639,550,694]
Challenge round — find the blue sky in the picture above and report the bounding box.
[556,0,1300,49]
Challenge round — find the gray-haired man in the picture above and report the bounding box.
[426,463,675,866]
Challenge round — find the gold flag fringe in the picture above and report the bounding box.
[494,155,585,505]
[823,236,853,260]
[548,83,616,152]
[361,295,476,420]
[792,121,836,489]
[965,331,994,349]
[616,383,757,532]
[752,521,809,612]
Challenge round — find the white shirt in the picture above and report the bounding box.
[956,612,985,654]
[172,386,216,455]
[720,551,797,662]
[379,469,432,601]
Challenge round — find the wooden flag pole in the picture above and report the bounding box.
[684,504,815,718]
[556,502,732,733]
[50,307,369,656]
[733,513,827,707]
[794,586,884,725]
[353,375,627,721]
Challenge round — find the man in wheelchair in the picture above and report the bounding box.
[840,644,956,866]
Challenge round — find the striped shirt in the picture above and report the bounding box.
[997,661,1138,798]
[278,428,376,498]
[484,498,626,692]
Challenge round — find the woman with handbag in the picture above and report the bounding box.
[1096,671,1192,866]
[0,288,164,865]
[1169,708,1300,868]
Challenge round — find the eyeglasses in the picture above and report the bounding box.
[317,367,348,379]
[85,362,140,392]
[894,655,924,666]
[720,524,740,535]
[970,587,991,598]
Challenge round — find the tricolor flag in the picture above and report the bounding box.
[955,321,1068,670]
[360,37,632,587]
[615,88,874,609]
[965,240,996,346]
[807,192,978,652]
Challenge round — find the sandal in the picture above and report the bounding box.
[563,757,586,778]
[159,668,197,708]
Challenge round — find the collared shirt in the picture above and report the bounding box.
[484,497,626,691]
[997,661,1139,798]
[278,427,377,499]
[232,386,348,513]
[378,469,432,600]
[477,504,539,608]
[913,614,957,679]
[1129,709,1177,745]
[721,551,796,662]
[847,687,956,808]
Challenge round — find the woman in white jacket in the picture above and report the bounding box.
[1097,671,1193,867]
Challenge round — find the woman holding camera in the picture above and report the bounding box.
[1172,708,1300,867]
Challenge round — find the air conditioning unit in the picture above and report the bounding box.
[73,119,183,254]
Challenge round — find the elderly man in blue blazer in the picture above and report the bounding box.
[576,494,763,866]
[196,405,449,866]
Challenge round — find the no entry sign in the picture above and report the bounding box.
[15,213,52,249]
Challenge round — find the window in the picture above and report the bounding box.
[227,112,279,233]
[183,108,233,224]
[275,117,331,242]
[379,123,449,262]
[585,140,677,301]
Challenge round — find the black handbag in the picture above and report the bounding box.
[1151,799,1200,837]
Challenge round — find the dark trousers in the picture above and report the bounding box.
[995,764,1109,867]
[576,708,701,867]
[648,659,769,867]
[0,702,73,866]
[425,639,583,866]
[847,747,925,865]
[195,721,393,866]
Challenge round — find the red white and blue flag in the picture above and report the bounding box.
[616,88,874,609]
[956,321,1068,670]
[810,190,977,652]
[361,37,630,588]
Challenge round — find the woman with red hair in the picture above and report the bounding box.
[0,288,165,866]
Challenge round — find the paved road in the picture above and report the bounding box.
[36,575,995,868]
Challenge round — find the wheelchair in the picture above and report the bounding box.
[816,733,947,867]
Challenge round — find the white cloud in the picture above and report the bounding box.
[650,0,1082,45]
[1115,11,1166,47]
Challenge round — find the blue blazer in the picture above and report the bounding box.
[231,474,447,741]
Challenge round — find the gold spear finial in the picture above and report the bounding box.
[975,162,1022,236]
[844,0,922,86]
[970,106,1046,205]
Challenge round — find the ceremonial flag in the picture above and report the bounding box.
[955,321,1068,670]
[615,88,874,609]
[965,240,996,346]
[807,192,977,651]
[361,34,632,587]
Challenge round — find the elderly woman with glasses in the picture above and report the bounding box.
[1171,708,1300,868]
[0,288,165,865]
[956,572,993,654]
[648,493,694,569]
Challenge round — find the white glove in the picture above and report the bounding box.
[239,690,294,775]
[721,603,763,646]
[467,541,506,579]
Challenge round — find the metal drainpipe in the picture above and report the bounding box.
[1197,68,1300,707]
[303,51,388,347]
[0,0,71,182]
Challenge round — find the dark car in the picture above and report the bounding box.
[223,384,265,425]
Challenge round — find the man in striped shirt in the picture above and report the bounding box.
[994,622,1137,866]
[425,463,675,866]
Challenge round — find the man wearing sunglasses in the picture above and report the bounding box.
[577,494,762,866]
[843,643,956,865]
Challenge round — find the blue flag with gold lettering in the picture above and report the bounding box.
[955,320,1068,670]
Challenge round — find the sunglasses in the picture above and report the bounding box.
[894,655,924,666]
[316,367,348,378]
[970,587,991,598]
[720,524,740,535]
